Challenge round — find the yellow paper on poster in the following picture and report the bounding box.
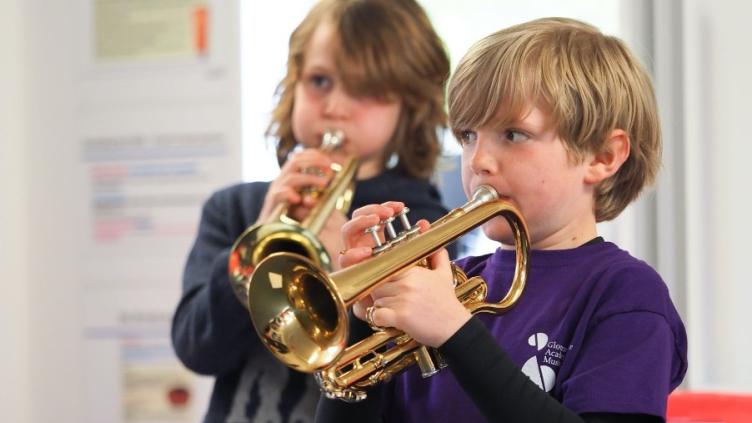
[94,0,209,61]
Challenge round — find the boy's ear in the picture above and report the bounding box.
[584,129,630,185]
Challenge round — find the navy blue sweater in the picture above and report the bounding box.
[171,169,452,423]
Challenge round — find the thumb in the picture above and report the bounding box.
[428,248,451,272]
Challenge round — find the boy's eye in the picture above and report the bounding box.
[307,73,332,91]
[458,130,477,144]
[504,130,529,144]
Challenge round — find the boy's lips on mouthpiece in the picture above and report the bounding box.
[471,184,512,202]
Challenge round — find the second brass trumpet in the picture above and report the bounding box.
[227,130,357,305]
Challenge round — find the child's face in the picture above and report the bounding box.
[291,22,402,177]
[459,105,598,250]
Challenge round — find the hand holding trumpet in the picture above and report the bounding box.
[245,185,529,398]
[258,148,333,223]
[342,202,472,347]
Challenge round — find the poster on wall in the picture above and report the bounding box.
[77,104,239,422]
[78,1,240,419]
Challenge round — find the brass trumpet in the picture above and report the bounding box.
[247,185,530,401]
[228,130,358,305]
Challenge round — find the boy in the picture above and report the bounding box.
[318,17,687,423]
[171,1,452,421]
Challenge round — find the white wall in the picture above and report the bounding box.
[241,0,317,181]
[26,2,84,421]
[682,0,752,391]
[2,1,82,421]
[0,2,31,422]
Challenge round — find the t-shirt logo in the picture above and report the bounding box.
[521,332,556,392]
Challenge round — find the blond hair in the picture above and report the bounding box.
[268,0,450,179]
[448,17,661,221]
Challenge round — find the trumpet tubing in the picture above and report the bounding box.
[315,266,491,402]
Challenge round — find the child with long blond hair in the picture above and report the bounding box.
[172,1,452,421]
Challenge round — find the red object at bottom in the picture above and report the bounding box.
[667,391,752,423]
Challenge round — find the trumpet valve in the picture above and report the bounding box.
[396,207,420,239]
[364,225,382,248]
[383,216,397,239]
[368,208,422,255]
[396,207,411,230]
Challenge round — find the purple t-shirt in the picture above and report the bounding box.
[385,241,687,421]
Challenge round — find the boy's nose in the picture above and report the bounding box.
[468,139,497,175]
[323,87,353,119]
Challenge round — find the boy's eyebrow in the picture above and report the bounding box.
[490,115,550,135]
[489,102,530,128]
[301,63,337,76]
[490,115,522,130]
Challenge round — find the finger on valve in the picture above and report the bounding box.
[342,214,381,249]
[351,202,398,219]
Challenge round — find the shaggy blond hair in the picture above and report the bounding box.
[448,17,661,221]
[268,0,450,179]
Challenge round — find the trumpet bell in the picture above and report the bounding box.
[249,252,348,372]
[229,222,332,305]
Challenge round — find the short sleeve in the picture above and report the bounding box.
[561,310,679,417]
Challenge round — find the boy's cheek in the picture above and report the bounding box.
[290,116,315,148]
[481,218,518,244]
[459,172,475,198]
